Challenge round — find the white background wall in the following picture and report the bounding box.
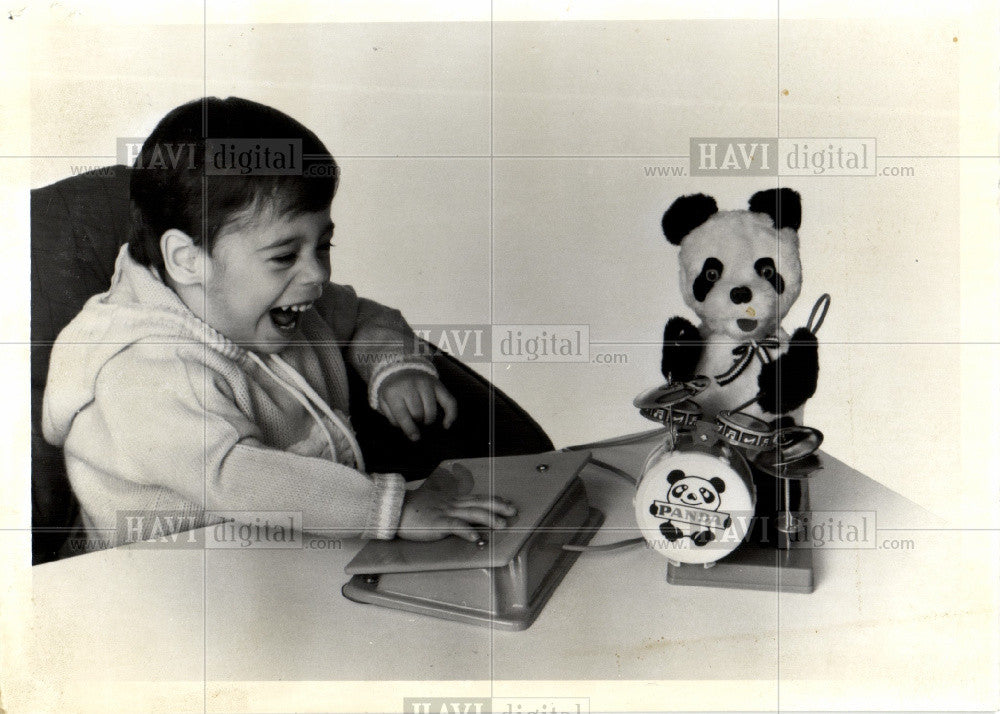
[17,3,999,524]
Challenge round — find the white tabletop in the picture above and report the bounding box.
[19,430,995,707]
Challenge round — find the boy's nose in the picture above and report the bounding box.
[298,255,331,285]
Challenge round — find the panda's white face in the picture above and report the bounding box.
[667,474,723,510]
[678,211,802,341]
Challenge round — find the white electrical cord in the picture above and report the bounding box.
[247,352,366,472]
[270,354,367,473]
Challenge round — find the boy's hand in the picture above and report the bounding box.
[397,486,517,542]
[378,371,458,441]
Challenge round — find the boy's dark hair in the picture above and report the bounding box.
[128,96,339,276]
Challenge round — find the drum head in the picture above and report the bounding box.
[715,410,775,449]
[634,450,755,565]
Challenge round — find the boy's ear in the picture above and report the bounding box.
[160,229,206,285]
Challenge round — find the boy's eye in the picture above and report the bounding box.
[269,240,334,266]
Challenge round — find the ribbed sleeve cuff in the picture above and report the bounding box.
[363,473,406,540]
[367,359,439,411]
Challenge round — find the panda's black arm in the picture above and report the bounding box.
[661,317,704,382]
[756,327,819,415]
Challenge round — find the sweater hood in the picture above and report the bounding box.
[42,244,250,446]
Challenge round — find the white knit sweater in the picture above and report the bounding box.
[42,245,434,550]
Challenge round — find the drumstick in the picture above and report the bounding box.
[806,293,831,335]
[731,395,759,414]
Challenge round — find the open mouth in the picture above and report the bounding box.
[269,302,313,334]
[737,318,758,333]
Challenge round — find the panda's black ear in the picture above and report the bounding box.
[748,188,801,230]
[662,193,718,245]
[709,477,726,494]
[667,469,686,485]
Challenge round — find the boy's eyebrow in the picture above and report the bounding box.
[259,236,297,252]
[259,221,335,252]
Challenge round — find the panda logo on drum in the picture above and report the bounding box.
[649,469,733,547]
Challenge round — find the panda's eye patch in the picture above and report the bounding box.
[754,257,785,294]
[671,484,688,498]
[693,257,724,302]
[699,488,715,504]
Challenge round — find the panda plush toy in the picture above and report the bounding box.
[660,187,818,427]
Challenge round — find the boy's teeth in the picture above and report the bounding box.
[268,302,313,332]
[270,306,299,330]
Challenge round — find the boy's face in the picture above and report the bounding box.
[201,206,334,354]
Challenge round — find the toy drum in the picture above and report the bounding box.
[638,399,703,429]
[715,410,776,450]
[633,378,708,428]
[634,430,756,566]
[754,426,825,470]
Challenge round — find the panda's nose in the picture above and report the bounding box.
[730,286,752,304]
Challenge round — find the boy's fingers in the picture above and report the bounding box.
[450,496,517,517]
[446,506,508,529]
[388,397,421,441]
[402,390,425,424]
[447,519,481,543]
[378,398,399,428]
[417,382,437,425]
[435,384,458,428]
